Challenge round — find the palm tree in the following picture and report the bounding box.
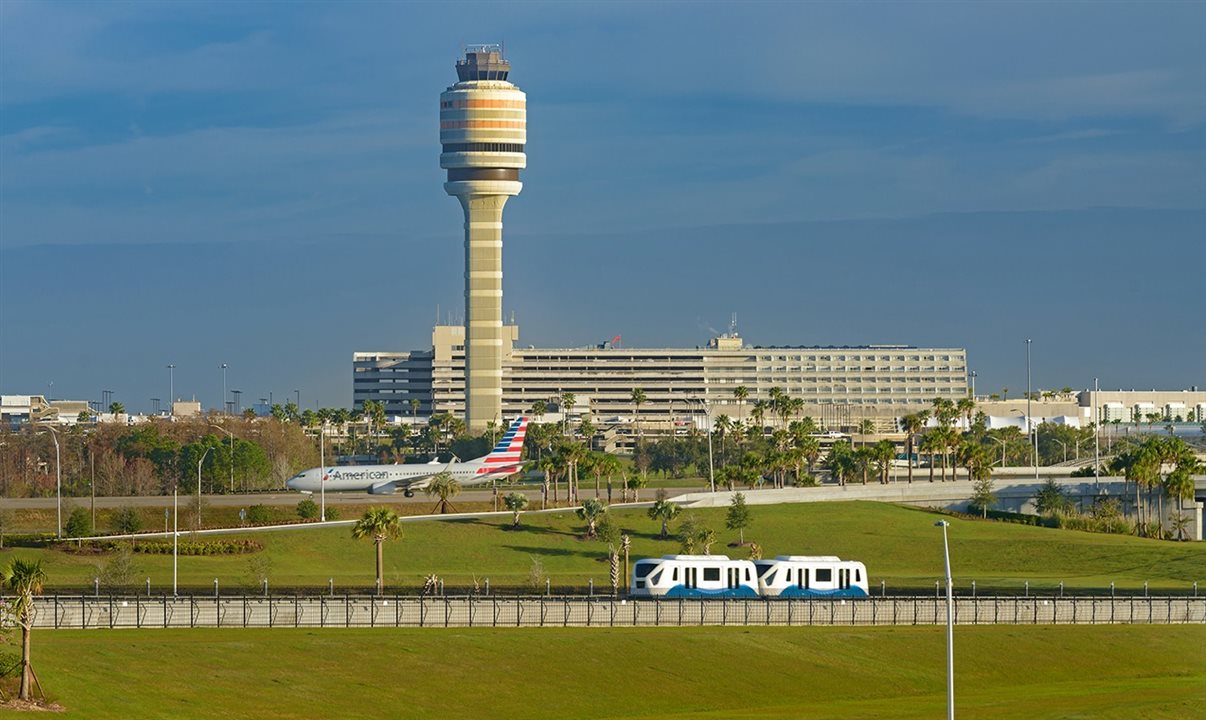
[576,498,607,538]
[901,412,927,484]
[503,492,528,528]
[630,388,646,443]
[647,492,681,538]
[559,392,576,436]
[768,387,786,429]
[750,400,767,438]
[956,397,976,429]
[919,432,941,483]
[588,452,621,499]
[872,440,896,484]
[424,471,461,514]
[732,386,749,428]
[857,418,876,447]
[4,558,47,700]
[108,401,125,415]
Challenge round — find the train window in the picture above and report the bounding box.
[650,571,662,585]
[744,568,751,581]
[634,564,657,579]
[703,567,720,582]
[756,562,776,578]
[815,568,833,583]
[855,568,861,582]
[672,568,679,582]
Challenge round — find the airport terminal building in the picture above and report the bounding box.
[353,325,968,433]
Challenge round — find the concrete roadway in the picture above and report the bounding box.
[0,486,699,511]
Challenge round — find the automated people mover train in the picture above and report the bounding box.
[630,554,868,599]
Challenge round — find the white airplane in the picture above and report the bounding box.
[285,416,529,496]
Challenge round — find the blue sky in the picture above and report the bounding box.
[2,1,1204,411]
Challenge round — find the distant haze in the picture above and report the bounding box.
[2,3,1204,411]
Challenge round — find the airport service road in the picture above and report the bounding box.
[0,487,701,511]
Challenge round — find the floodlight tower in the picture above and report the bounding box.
[440,44,526,432]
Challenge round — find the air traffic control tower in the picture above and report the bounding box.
[440,45,526,432]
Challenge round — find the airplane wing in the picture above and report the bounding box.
[370,458,457,495]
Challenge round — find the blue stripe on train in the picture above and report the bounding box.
[772,586,868,599]
[662,585,760,599]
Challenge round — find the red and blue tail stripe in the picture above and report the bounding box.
[483,416,528,465]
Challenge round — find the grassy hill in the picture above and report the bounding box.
[4,625,1203,719]
[2,501,1202,592]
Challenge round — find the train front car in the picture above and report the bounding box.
[755,556,870,599]
[630,555,759,599]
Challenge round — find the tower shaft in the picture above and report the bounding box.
[460,193,509,431]
[440,45,526,432]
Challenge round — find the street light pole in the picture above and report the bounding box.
[221,363,228,415]
[1052,438,1067,464]
[691,397,716,493]
[320,424,326,522]
[986,435,1006,467]
[197,446,213,530]
[209,424,235,493]
[42,426,62,538]
[935,520,954,720]
[294,389,301,411]
[167,364,175,415]
[1026,339,1037,481]
[173,483,179,595]
[1093,377,1100,489]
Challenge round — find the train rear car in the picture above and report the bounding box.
[630,555,759,598]
[754,555,869,598]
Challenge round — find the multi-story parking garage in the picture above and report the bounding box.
[353,325,968,434]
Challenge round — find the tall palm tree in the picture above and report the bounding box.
[714,414,733,464]
[872,440,896,484]
[351,507,402,594]
[732,386,749,428]
[901,412,926,484]
[857,418,876,447]
[588,452,621,499]
[750,400,767,438]
[630,388,646,443]
[424,471,461,514]
[768,387,786,429]
[956,397,976,429]
[559,392,576,436]
[4,558,47,701]
[919,432,941,483]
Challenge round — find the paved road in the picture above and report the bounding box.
[0,486,699,511]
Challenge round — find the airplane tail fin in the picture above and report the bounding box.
[480,416,529,467]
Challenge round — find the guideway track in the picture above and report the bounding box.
[20,594,1206,629]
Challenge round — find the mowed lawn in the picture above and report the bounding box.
[2,625,1203,719]
[2,502,1203,591]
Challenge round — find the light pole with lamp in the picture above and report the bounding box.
[167,364,175,414]
[39,425,62,538]
[294,389,301,411]
[209,424,235,493]
[1093,377,1100,488]
[196,446,213,531]
[221,363,228,414]
[172,482,179,595]
[688,396,716,493]
[1052,438,1067,464]
[1026,339,1038,482]
[935,519,955,720]
[319,423,327,522]
[986,435,1006,467]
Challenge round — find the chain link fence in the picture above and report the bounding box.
[19,594,1206,630]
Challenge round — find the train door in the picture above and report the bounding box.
[798,567,808,591]
[839,568,850,590]
[685,566,697,590]
[727,567,739,590]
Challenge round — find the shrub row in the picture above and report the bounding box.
[63,539,263,556]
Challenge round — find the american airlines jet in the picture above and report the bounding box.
[285,416,529,496]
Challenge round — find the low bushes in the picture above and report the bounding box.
[61,539,263,556]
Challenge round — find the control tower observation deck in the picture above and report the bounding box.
[439,44,526,432]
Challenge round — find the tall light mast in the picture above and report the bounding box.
[440,44,526,432]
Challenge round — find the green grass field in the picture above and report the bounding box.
[3,625,1203,719]
[2,502,1202,591]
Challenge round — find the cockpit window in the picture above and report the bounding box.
[634,563,657,579]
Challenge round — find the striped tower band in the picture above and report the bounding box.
[441,46,526,433]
